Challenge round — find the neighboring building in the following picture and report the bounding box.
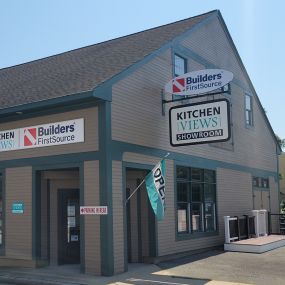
[0,10,281,275]
[280,153,285,206]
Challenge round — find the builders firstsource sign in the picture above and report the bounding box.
[169,99,230,146]
[0,118,84,152]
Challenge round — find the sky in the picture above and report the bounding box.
[0,0,284,139]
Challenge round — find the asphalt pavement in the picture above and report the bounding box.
[1,247,285,284]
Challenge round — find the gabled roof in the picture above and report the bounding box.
[0,10,216,110]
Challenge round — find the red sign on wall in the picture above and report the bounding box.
[80,206,108,215]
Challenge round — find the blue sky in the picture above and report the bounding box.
[0,0,284,139]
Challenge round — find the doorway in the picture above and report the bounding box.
[58,189,80,264]
[126,168,156,263]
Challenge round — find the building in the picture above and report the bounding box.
[280,153,285,206]
[0,10,281,276]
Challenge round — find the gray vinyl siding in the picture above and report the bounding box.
[0,107,98,161]
[84,161,101,275]
[112,18,277,173]
[5,167,33,260]
[181,17,249,89]
[112,161,124,274]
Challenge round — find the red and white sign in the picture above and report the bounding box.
[0,118,84,152]
[24,128,37,146]
[80,206,108,215]
[165,69,233,96]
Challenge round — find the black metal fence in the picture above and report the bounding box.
[268,212,285,235]
[229,215,255,241]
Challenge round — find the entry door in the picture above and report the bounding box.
[126,171,156,263]
[58,189,80,264]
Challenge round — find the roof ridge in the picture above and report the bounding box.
[0,10,218,72]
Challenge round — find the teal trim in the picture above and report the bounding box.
[79,164,85,273]
[32,169,42,260]
[122,165,128,272]
[99,101,114,276]
[0,100,99,125]
[0,91,102,122]
[111,140,278,181]
[0,170,5,255]
[0,151,99,168]
[92,83,112,102]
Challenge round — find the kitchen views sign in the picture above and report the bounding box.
[0,118,84,152]
[164,69,233,96]
[169,99,230,146]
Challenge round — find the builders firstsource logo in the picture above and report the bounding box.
[24,128,37,146]
[21,119,84,148]
[0,119,84,152]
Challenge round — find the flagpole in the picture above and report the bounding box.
[125,178,146,205]
[125,152,170,205]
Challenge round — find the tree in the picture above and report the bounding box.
[276,135,285,151]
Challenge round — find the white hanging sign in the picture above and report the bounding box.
[169,99,230,146]
[164,69,233,96]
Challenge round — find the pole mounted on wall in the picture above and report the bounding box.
[161,84,231,116]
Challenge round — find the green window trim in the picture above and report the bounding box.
[176,166,217,235]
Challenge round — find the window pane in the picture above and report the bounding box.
[174,54,186,76]
[245,95,252,110]
[191,202,203,232]
[204,169,216,183]
[177,203,189,233]
[261,178,269,188]
[192,183,203,202]
[177,183,188,202]
[205,202,216,232]
[191,168,202,181]
[204,184,215,202]
[253,177,259,187]
[176,166,188,180]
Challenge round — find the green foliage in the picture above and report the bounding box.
[276,134,285,150]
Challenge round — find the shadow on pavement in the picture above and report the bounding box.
[157,249,225,270]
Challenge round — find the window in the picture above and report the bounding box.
[252,176,269,189]
[245,94,253,126]
[176,166,216,234]
[174,54,186,76]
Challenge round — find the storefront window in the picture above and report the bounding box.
[176,166,217,234]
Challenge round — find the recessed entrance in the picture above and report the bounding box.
[126,168,157,263]
[58,189,80,264]
[37,168,81,266]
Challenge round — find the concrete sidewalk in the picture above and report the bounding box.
[0,263,251,285]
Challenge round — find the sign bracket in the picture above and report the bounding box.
[162,84,231,116]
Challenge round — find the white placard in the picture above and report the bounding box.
[165,69,233,96]
[80,206,108,215]
[0,118,84,152]
[169,99,230,146]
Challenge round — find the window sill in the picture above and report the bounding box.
[176,230,219,241]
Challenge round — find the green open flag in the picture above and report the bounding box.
[145,159,166,220]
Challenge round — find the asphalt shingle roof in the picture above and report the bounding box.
[0,11,216,110]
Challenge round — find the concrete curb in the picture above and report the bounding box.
[0,275,87,285]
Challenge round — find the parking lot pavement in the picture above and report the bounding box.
[156,247,285,285]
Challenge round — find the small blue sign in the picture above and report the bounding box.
[12,203,24,214]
